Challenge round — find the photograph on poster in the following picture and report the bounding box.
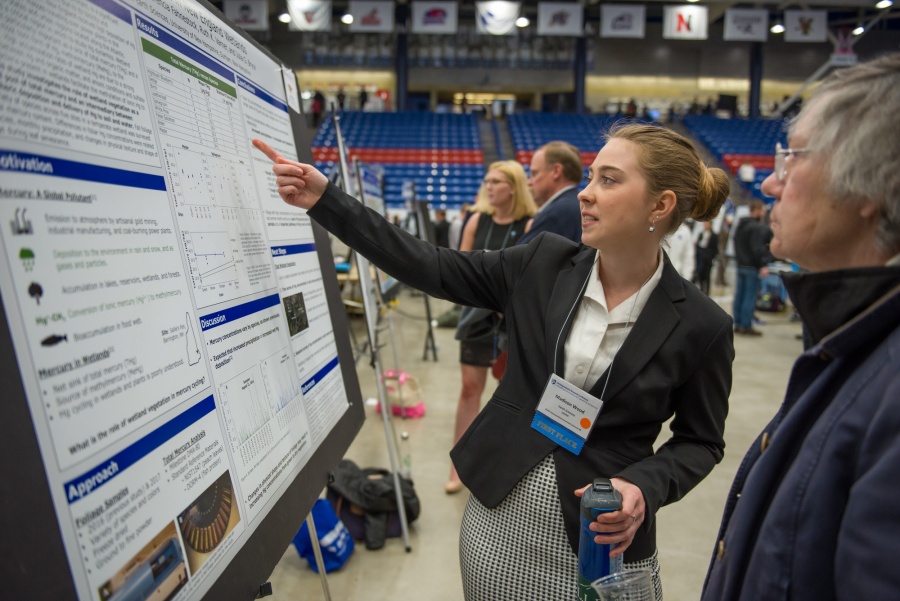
[177,470,241,576]
[282,291,310,336]
[98,522,188,601]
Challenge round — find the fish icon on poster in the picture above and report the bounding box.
[41,334,67,347]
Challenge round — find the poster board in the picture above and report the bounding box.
[0,0,365,599]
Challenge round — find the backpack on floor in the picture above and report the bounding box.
[327,459,420,550]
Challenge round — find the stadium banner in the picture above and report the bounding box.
[287,0,332,31]
[411,1,459,34]
[537,2,583,37]
[476,1,521,35]
[724,9,769,42]
[663,5,709,40]
[224,0,270,31]
[600,4,645,39]
[784,10,828,42]
[349,0,395,32]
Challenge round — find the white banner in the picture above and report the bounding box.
[784,10,829,42]
[411,1,458,34]
[223,0,269,31]
[724,9,768,42]
[600,4,645,39]
[663,5,709,40]
[476,1,521,35]
[349,0,395,32]
[537,2,583,37]
[287,0,332,31]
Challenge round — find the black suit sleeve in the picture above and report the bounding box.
[614,313,733,525]
[308,182,533,313]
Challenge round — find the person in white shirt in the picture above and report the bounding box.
[664,220,696,281]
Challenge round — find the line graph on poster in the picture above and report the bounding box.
[182,230,240,295]
[164,144,259,213]
[260,347,304,428]
[218,366,274,467]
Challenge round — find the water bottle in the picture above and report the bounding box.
[399,431,411,479]
[577,478,624,601]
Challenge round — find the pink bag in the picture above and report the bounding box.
[376,370,426,418]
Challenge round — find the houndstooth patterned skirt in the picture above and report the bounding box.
[459,454,663,601]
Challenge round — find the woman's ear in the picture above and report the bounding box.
[651,190,677,223]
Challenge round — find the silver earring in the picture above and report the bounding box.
[649,217,657,233]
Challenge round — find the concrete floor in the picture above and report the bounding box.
[266,277,799,600]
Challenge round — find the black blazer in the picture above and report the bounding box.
[311,183,734,561]
[517,185,582,245]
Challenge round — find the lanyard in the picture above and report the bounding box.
[553,252,651,402]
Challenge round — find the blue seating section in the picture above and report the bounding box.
[313,112,481,149]
[312,112,484,209]
[508,113,659,184]
[682,115,788,202]
[509,113,623,154]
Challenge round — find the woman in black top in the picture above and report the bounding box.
[451,161,535,493]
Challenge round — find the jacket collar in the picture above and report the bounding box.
[783,266,900,348]
[591,252,684,401]
[544,248,685,399]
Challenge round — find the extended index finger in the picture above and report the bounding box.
[251,139,281,163]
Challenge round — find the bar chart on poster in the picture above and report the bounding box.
[0,0,364,599]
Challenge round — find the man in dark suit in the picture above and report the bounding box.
[518,141,584,245]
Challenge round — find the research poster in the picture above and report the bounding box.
[0,0,351,599]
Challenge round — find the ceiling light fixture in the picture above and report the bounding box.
[852,25,865,35]
[875,0,892,8]
[341,13,354,24]
[770,23,785,34]
[515,16,530,27]
[278,12,292,23]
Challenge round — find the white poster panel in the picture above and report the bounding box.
[0,0,352,598]
[537,2,583,37]
[349,0,395,32]
[600,4,645,39]
[724,9,769,42]
[663,5,709,40]
[784,10,828,43]
[223,0,270,31]
[287,0,332,31]
[476,0,521,35]
[411,1,459,34]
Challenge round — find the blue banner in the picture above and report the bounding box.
[198,293,281,331]
[0,150,166,191]
[64,396,215,503]
[301,356,340,394]
[135,14,235,83]
[271,243,317,257]
[237,76,289,113]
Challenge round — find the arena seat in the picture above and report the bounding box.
[682,115,788,203]
[311,111,485,209]
[508,113,657,185]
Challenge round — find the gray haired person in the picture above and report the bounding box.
[703,53,900,600]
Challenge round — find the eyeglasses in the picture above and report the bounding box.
[774,142,812,181]
[482,178,509,186]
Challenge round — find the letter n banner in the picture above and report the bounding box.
[663,5,708,40]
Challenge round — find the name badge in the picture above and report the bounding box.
[531,374,603,455]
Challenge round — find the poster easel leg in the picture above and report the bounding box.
[421,294,438,362]
[374,352,413,552]
[305,512,333,601]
